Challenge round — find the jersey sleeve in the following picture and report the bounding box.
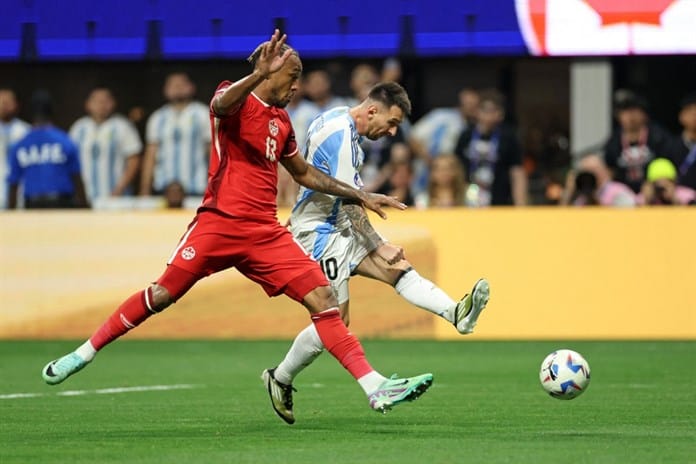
[145,110,161,144]
[309,125,357,186]
[210,80,242,118]
[334,126,361,186]
[119,119,143,158]
[282,125,298,158]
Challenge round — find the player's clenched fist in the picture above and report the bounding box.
[376,243,405,266]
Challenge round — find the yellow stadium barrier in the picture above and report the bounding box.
[0,208,693,340]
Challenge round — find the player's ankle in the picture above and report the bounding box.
[75,340,97,362]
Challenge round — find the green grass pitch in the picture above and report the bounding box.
[1,340,694,464]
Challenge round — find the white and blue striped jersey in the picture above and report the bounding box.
[145,101,211,194]
[69,114,142,200]
[287,99,319,156]
[411,107,465,156]
[1,117,31,208]
[290,106,364,259]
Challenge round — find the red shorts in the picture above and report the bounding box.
[164,210,328,302]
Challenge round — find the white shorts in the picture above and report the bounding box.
[294,227,377,304]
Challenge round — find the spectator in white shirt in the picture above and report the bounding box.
[0,88,31,208]
[69,88,142,201]
[140,72,211,196]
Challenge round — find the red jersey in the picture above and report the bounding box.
[200,81,298,221]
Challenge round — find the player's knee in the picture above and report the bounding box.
[149,284,174,313]
[318,287,338,310]
[304,285,339,313]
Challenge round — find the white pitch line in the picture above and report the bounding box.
[94,384,198,394]
[56,390,88,397]
[0,384,200,400]
[0,393,43,399]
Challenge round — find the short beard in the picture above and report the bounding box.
[270,94,290,109]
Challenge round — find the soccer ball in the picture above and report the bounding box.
[539,349,591,400]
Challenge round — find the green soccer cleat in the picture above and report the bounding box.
[368,373,434,413]
[261,368,296,425]
[42,352,89,385]
[454,278,490,335]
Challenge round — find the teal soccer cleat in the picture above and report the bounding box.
[42,352,89,385]
[368,373,433,413]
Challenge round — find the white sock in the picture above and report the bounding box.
[357,371,387,395]
[274,324,325,385]
[75,340,97,362]
[394,269,457,323]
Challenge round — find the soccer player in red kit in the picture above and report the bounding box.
[41,30,433,417]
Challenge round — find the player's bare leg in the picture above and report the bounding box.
[264,285,433,423]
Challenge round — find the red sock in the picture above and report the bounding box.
[311,308,373,380]
[89,288,155,350]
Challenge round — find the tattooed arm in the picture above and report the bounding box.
[343,201,405,265]
[343,202,384,249]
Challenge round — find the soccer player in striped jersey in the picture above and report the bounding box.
[0,89,31,208]
[140,72,211,196]
[263,83,490,424]
[69,88,142,202]
[41,31,433,419]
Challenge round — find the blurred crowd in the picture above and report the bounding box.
[2,59,695,211]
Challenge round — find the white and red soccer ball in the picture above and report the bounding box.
[539,349,591,400]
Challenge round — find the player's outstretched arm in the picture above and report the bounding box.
[280,155,406,219]
[213,29,293,115]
